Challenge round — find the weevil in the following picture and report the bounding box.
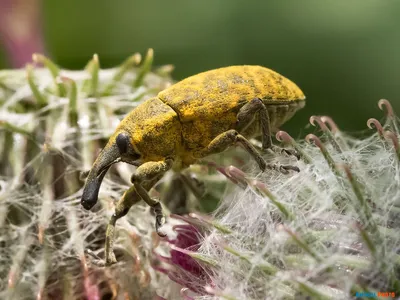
[81,65,305,265]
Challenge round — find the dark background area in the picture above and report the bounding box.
[1,0,399,137]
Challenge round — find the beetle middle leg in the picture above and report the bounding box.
[195,129,298,173]
[236,98,299,158]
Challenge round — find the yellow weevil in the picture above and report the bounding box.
[81,65,305,265]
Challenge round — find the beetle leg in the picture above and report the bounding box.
[130,159,174,237]
[236,98,299,159]
[105,176,161,265]
[196,129,298,173]
[105,186,138,265]
[179,171,206,199]
[236,98,272,149]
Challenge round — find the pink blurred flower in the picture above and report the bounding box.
[0,0,45,68]
[152,215,213,296]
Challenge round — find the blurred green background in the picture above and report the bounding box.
[1,0,400,136]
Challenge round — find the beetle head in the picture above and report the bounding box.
[81,131,140,210]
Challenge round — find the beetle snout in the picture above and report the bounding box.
[81,140,120,211]
[81,199,95,210]
[81,178,101,210]
[81,163,112,210]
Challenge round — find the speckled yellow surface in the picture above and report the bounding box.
[158,65,305,121]
[111,65,305,168]
[112,97,182,162]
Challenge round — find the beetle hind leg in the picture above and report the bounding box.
[195,129,298,174]
[236,98,300,159]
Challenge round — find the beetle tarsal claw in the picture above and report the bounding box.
[153,202,167,237]
[280,164,300,173]
[105,252,118,266]
[85,249,106,267]
[266,163,300,174]
[267,145,300,160]
[282,149,301,160]
[156,216,167,237]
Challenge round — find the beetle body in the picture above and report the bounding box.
[81,65,305,265]
[108,65,305,171]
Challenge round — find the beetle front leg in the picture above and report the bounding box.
[105,175,162,265]
[236,98,299,159]
[130,159,173,237]
[196,130,298,173]
[105,186,138,265]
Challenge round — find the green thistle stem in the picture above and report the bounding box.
[310,116,343,154]
[252,180,293,221]
[26,64,47,108]
[306,134,341,178]
[32,54,66,97]
[134,48,154,88]
[0,121,35,141]
[295,281,331,300]
[83,54,100,97]
[222,243,278,275]
[283,227,322,263]
[61,77,78,127]
[102,53,141,96]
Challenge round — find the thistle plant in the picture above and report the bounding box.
[1,51,400,300]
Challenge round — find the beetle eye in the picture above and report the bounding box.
[116,133,130,154]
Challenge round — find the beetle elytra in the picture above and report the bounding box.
[81,65,305,265]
